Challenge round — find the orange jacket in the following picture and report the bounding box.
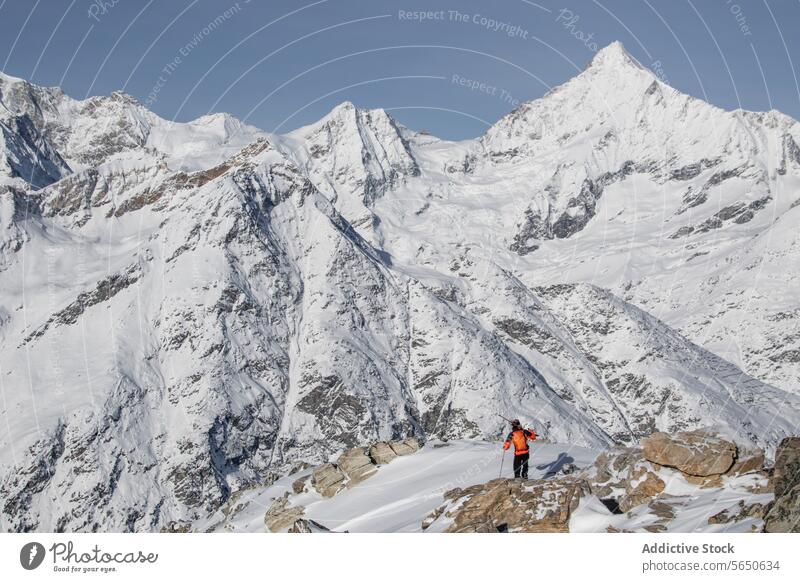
[503,428,536,455]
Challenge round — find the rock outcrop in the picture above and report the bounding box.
[335,447,378,486]
[730,449,766,476]
[368,442,398,465]
[421,431,776,534]
[764,437,800,532]
[709,500,768,526]
[589,447,665,512]
[292,475,310,494]
[288,438,424,504]
[770,437,800,497]
[641,430,736,476]
[311,464,347,498]
[288,518,331,533]
[423,477,590,533]
[265,494,305,532]
[390,437,421,456]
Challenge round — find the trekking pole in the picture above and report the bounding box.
[499,447,506,478]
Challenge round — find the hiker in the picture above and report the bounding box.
[503,419,537,479]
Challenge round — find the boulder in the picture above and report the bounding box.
[423,477,590,533]
[292,475,310,494]
[389,437,421,456]
[368,442,398,465]
[770,437,800,497]
[641,430,736,476]
[336,447,377,486]
[265,494,305,532]
[311,463,346,498]
[729,449,765,476]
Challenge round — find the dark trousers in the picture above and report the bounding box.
[513,452,529,479]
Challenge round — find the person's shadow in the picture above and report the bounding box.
[536,452,575,478]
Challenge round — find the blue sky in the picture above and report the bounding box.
[1,0,798,140]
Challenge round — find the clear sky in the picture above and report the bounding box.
[1,0,798,140]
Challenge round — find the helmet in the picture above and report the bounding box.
[511,419,521,429]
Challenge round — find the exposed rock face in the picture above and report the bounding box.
[763,488,800,533]
[368,442,398,465]
[764,437,800,532]
[621,472,666,512]
[642,499,678,532]
[770,437,800,497]
[336,447,377,486]
[642,431,736,476]
[730,449,766,476]
[390,437,421,456]
[709,501,768,525]
[587,433,771,524]
[423,477,590,533]
[590,447,640,496]
[305,438,423,499]
[161,521,192,533]
[288,518,330,533]
[311,464,347,498]
[265,494,305,532]
[589,447,665,512]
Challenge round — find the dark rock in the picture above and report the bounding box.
[770,437,800,497]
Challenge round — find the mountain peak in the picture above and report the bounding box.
[587,41,647,73]
[330,100,357,116]
[108,90,141,106]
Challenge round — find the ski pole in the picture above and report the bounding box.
[499,447,506,478]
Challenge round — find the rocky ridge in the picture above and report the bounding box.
[422,430,783,533]
[262,437,421,532]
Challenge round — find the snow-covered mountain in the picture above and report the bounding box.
[1,42,798,532]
